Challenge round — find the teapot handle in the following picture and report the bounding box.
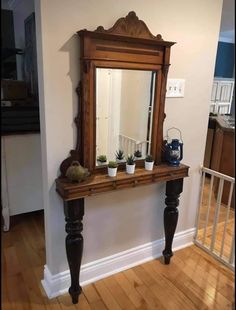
[71,161,80,166]
[166,127,183,143]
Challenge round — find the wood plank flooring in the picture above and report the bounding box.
[2,211,235,309]
[196,176,235,261]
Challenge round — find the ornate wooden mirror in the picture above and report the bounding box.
[60,11,176,176]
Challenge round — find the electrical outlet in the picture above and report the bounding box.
[166,79,185,98]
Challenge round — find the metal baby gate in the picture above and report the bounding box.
[194,166,235,271]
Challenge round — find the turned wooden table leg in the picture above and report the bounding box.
[163,178,183,264]
[64,199,84,304]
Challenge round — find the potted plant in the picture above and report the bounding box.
[145,155,154,171]
[107,161,118,177]
[126,154,136,174]
[97,155,107,165]
[134,150,142,159]
[115,149,125,163]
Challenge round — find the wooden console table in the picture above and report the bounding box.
[56,164,189,303]
[56,11,190,304]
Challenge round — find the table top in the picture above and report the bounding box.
[56,163,189,201]
[209,115,235,132]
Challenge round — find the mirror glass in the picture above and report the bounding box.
[96,68,156,166]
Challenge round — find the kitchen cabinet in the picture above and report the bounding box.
[210,116,235,208]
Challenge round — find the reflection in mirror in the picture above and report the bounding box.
[96,68,156,166]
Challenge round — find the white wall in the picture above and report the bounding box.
[120,70,151,142]
[96,68,121,161]
[96,68,112,158]
[35,0,223,276]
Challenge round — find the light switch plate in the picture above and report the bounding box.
[166,79,185,98]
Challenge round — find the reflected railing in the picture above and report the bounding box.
[119,134,149,157]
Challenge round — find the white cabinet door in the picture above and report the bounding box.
[217,81,234,103]
[211,78,234,114]
[1,134,43,218]
[211,81,218,102]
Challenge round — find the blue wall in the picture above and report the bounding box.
[214,42,234,78]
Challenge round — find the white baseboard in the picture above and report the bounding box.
[42,227,195,299]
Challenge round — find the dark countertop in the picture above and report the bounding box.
[1,105,40,135]
[209,115,235,133]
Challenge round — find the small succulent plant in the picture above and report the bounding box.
[97,155,107,162]
[145,155,154,162]
[134,150,142,158]
[115,149,125,160]
[126,154,135,165]
[108,161,118,168]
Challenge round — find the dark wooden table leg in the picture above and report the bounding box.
[64,199,84,304]
[162,178,183,264]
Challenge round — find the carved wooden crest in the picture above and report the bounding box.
[95,11,163,40]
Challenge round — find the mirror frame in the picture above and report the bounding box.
[60,11,175,176]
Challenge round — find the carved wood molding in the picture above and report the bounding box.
[59,81,83,177]
[75,81,83,152]
[60,150,81,177]
[59,12,176,178]
[95,11,163,41]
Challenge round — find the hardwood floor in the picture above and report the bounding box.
[196,176,235,261]
[2,211,235,309]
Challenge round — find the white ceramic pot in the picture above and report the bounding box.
[108,167,117,177]
[97,160,107,166]
[116,159,125,163]
[145,161,154,171]
[126,164,135,174]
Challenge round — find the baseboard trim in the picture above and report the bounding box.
[42,227,195,298]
